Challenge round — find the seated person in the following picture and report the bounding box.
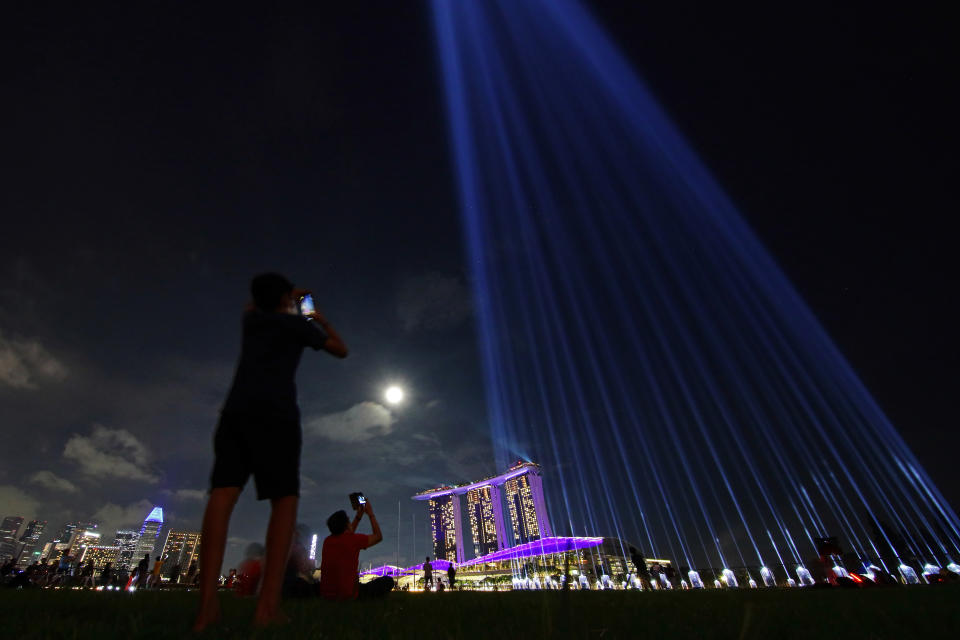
[282,526,315,597]
[318,499,393,600]
[236,543,265,597]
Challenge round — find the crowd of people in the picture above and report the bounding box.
[0,553,200,591]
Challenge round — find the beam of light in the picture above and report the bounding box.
[431,0,960,575]
[899,564,920,584]
[760,566,776,587]
[796,566,815,587]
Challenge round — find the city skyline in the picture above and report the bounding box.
[0,503,206,584]
[0,506,167,570]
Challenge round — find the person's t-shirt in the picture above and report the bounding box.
[424,562,432,578]
[318,533,370,601]
[222,311,329,417]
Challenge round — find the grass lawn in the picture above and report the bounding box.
[1,586,958,639]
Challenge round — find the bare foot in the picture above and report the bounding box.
[192,603,222,633]
[252,609,291,628]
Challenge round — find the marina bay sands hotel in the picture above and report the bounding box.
[413,460,553,563]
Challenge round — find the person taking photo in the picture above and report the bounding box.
[193,273,348,631]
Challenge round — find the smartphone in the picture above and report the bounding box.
[299,294,315,318]
[349,492,366,509]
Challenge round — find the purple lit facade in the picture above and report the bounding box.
[358,565,408,578]
[413,461,552,559]
[412,463,536,500]
[359,537,603,579]
[428,494,463,563]
[456,536,603,568]
[466,484,506,557]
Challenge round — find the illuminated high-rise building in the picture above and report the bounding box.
[466,485,507,557]
[114,529,141,570]
[414,460,552,560]
[135,506,164,560]
[159,530,201,580]
[53,521,97,544]
[427,494,463,563]
[79,545,120,570]
[42,542,72,563]
[16,520,46,567]
[503,462,552,544]
[0,516,24,561]
[69,529,102,557]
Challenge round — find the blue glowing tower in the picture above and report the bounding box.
[135,506,163,560]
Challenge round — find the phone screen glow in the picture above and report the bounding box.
[300,294,315,316]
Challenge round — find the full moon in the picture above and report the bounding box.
[384,386,404,405]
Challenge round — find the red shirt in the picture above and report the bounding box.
[318,532,370,600]
[235,558,262,597]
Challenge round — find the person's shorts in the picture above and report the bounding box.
[209,410,301,500]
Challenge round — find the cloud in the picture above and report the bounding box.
[169,488,207,502]
[63,425,160,483]
[300,475,321,497]
[397,272,473,332]
[0,330,67,389]
[0,485,39,519]
[90,499,155,535]
[305,402,396,442]
[28,470,79,493]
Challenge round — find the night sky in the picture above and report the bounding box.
[1,2,954,570]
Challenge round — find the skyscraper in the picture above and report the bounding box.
[41,541,72,564]
[79,545,120,571]
[17,520,47,567]
[427,494,463,563]
[160,530,201,580]
[0,516,24,561]
[114,529,141,570]
[414,460,553,560]
[68,529,102,557]
[466,485,506,557]
[503,464,552,544]
[53,521,97,544]
[135,506,164,560]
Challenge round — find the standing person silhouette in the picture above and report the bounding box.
[135,553,150,589]
[423,557,433,589]
[192,273,348,631]
[147,555,164,588]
